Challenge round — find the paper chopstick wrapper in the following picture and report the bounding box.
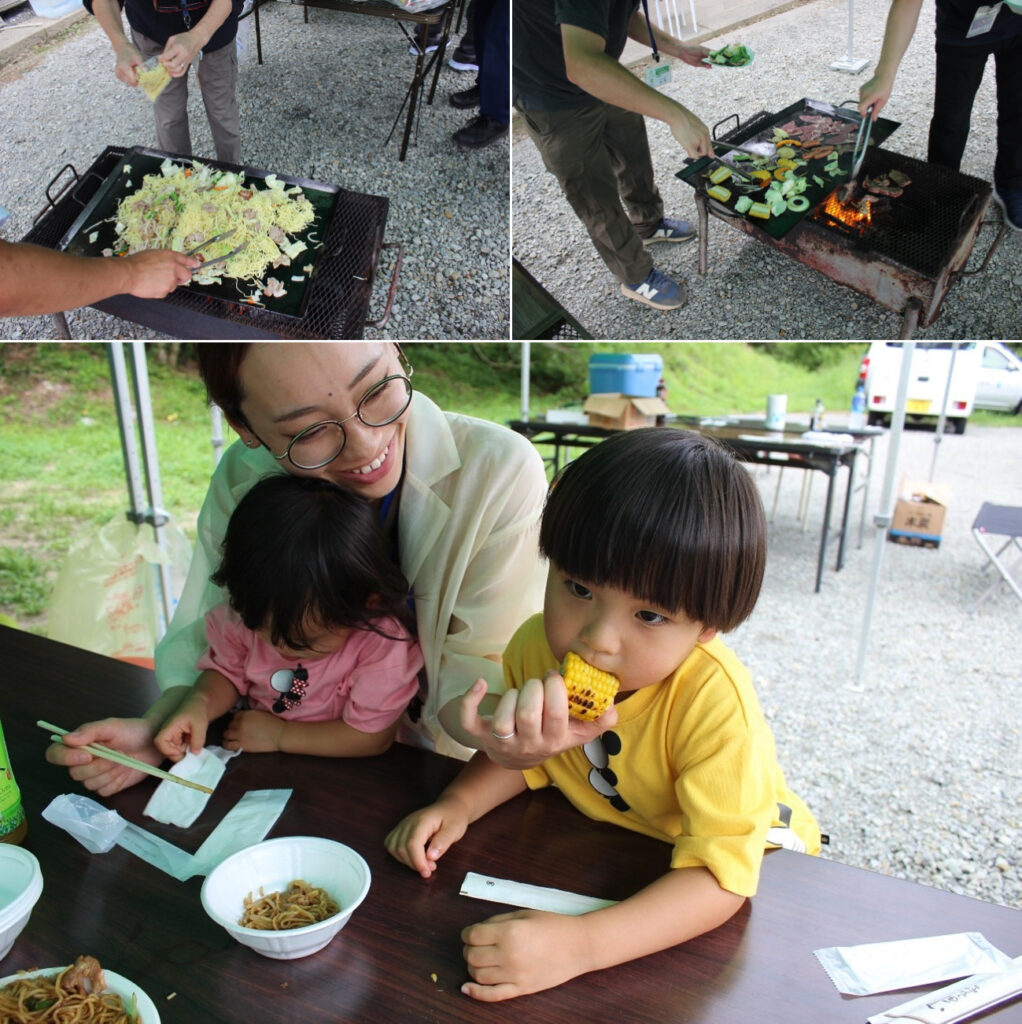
[460,872,616,915]
[813,932,1014,996]
[867,955,1022,1024]
[143,746,239,827]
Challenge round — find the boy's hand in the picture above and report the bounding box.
[154,705,209,761]
[222,709,285,753]
[385,798,469,878]
[461,909,591,1001]
[458,674,618,770]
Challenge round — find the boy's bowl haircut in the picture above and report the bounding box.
[539,429,766,632]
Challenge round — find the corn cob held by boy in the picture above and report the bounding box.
[561,651,619,721]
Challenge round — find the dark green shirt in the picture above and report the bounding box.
[513,0,639,111]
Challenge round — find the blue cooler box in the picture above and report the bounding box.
[588,354,663,397]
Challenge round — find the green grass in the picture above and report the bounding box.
[0,341,1015,633]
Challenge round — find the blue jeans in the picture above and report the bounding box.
[476,0,508,125]
[929,33,1022,188]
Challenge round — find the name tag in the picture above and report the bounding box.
[645,62,671,88]
[966,2,1003,37]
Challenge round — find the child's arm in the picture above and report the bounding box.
[154,669,239,760]
[221,711,400,758]
[386,752,528,878]
[461,865,745,1002]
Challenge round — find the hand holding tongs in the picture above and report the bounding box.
[185,228,236,257]
[839,105,874,202]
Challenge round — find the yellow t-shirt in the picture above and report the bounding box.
[506,615,821,897]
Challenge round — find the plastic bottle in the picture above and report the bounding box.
[849,380,867,431]
[811,398,825,431]
[0,719,27,845]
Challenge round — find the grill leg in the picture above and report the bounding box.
[697,195,708,275]
[899,298,922,339]
[50,312,71,340]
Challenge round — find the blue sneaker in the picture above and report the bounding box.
[643,217,697,244]
[620,268,688,310]
[993,184,1022,231]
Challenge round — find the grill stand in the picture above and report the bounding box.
[695,188,999,339]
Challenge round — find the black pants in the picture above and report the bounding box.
[929,33,1022,188]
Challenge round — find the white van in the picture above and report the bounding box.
[857,342,1015,434]
[975,342,1022,415]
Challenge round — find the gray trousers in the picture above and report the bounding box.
[132,29,241,164]
[517,100,664,284]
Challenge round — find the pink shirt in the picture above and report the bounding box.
[197,604,424,733]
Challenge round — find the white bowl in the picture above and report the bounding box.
[0,965,160,1024]
[200,836,371,960]
[0,845,43,961]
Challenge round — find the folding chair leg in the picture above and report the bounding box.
[770,466,784,523]
[969,534,1022,612]
[799,473,813,531]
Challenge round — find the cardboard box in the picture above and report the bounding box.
[588,354,663,398]
[888,478,952,548]
[583,394,669,430]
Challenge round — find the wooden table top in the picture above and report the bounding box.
[2,625,1019,1023]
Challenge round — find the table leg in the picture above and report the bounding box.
[50,312,71,339]
[836,452,856,571]
[697,196,708,275]
[815,465,837,593]
[254,0,263,65]
[397,25,429,160]
[426,7,450,104]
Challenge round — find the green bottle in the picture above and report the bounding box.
[0,719,27,844]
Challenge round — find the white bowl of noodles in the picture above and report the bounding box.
[0,961,160,1024]
[200,836,371,960]
[0,846,43,961]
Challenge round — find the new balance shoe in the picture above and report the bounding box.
[643,217,697,244]
[449,41,478,72]
[993,183,1022,231]
[620,268,689,310]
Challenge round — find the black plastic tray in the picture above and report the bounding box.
[59,146,341,320]
[676,98,901,240]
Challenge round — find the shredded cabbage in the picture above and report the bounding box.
[112,159,316,286]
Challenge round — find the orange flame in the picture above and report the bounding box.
[820,192,872,232]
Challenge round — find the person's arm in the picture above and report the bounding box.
[154,669,239,759]
[627,9,711,68]
[859,0,924,118]
[222,711,401,758]
[91,0,143,85]
[386,752,529,877]
[0,240,198,316]
[559,23,711,157]
[460,866,745,1002]
[159,0,233,75]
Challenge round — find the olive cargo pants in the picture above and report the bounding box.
[516,101,665,284]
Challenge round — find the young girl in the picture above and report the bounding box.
[386,429,821,1002]
[155,473,423,761]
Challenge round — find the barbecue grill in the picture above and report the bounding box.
[23,146,400,339]
[679,107,1007,338]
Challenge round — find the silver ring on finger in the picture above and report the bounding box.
[491,728,516,741]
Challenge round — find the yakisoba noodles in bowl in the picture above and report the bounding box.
[0,955,161,1023]
[201,836,370,960]
[240,879,340,931]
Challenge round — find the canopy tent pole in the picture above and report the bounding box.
[929,342,959,480]
[108,342,175,639]
[853,341,915,689]
[831,0,869,73]
[520,342,531,421]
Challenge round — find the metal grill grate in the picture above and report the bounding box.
[24,146,389,339]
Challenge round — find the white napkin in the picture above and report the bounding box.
[143,746,239,827]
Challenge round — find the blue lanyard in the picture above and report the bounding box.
[640,0,659,61]
[178,0,192,28]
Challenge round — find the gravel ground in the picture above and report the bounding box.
[511,0,1022,340]
[723,422,1021,910]
[0,3,508,339]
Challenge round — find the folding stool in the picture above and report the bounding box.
[969,502,1022,611]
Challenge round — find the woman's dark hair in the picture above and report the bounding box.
[211,474,413,650]
[196,344,252,427]
[539,429,766,632]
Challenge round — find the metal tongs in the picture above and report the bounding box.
[185,228,237,257]
[193,242,248,272]
[839,105,874,202]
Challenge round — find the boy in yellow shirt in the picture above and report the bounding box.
[387,428,820,1001]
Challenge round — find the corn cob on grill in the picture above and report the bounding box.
[561,652,620,721]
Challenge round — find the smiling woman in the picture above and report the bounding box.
[46,342,587,793]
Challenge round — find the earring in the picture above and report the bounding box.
[244,439,260,449]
